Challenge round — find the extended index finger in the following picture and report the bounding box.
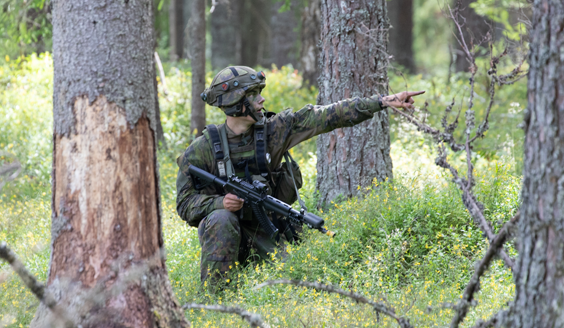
[407,90,426,97]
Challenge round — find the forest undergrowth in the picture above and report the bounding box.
[0,54,524,327]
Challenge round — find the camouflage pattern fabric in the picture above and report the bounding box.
[176,95,383,284]
[198,209,277,284]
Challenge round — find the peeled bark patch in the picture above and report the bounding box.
[52,96,160,284]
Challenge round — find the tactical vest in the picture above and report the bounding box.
[202,119,306,212]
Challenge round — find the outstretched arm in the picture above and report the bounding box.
[269,91,425,152]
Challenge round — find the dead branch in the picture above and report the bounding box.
[450,212,519,328]
[0,242,75,327]
[182,303,270,328]
[254,279,413,328]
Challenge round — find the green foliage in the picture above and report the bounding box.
[0,0,52,57]
[389,50,528,174]
[471,0,530,41]
[0,56,519,327]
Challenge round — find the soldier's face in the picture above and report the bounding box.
[242,89,265,122]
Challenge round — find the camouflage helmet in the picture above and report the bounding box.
[200,66,266,111]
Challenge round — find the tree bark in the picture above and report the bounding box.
[191,0,206,137]
[508,1,564,327]
[387,0,415,73]
[315,0,393,206]
[452,0,490,72]
[270,0,299,69]
[211,0,242,70]
[169,0,185,61]
[299,0,321,88]
[32,0,188,326]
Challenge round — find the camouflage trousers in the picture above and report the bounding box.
[198,209,280,285]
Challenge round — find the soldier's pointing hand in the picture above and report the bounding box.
[382,91,426,110]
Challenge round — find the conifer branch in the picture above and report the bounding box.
[0,241,75,327]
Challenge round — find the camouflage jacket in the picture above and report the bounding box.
[176,95,383,227]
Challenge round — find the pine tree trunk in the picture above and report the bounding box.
[508,1,564,326]
[270,0,299,69]
[452,0,490,72]
[315,0,392,206]
[169,0,185,61]
[211,0,242,70]
[190,0,206,138]
[387,0,415,73]
[32,0,188,326]
[299,0,321,88]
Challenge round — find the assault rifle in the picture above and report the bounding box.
[189,165,336,240]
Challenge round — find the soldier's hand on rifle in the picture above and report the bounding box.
[223,193,244,212]
[382,91,425,110]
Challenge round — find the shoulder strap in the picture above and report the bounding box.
[206,124,230,179]
[219,124,234,178]
[254,119,270,177]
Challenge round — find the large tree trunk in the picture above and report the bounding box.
[169,0,185,61]
[508,1,564,326]
[32,0,188,326]
[315,0,393,206]
[452,0,490,72]
[270,0,299,69]
[387,0,415,73]
[190,0,206,137]
[240,0,271,67]
[299,0,321,88]
[211,0,242,70]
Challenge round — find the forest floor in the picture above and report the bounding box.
[0,54,523,327]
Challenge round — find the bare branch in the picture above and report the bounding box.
[450,212,519,328]
[182,303,270,328]
[0,242,75,327]
[254,279,413,328]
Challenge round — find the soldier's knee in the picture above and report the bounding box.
[206,209,239,230]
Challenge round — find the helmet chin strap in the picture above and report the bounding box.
[241,97,261,122]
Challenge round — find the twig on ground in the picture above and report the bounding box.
[254,279,413,328]
[182,303,270,328]
[0,242,75,327]
[450,212,519,328]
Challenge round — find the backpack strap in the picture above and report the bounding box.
[218,124,234,178]
[284,152,307,211]
[254,119,270,177]
[206,124,233,179]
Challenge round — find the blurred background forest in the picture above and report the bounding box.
[0,0,531,327]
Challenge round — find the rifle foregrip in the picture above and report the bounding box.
[250,202,279,239]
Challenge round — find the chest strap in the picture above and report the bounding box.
[254,119,270,177]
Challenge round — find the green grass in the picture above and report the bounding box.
[0,54,522,327]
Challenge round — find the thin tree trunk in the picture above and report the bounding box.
[211,0,242,70]
[31,0,188,326]
[508,1,564,326]
[241,0,271,67]
[452,0,490,72]
[169,0,185,61]
[191,0,206,137]
[387,0,415,73]
[316,0,393,206]
[299,0,321,88]
[270,0,299,69]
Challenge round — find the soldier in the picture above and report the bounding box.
[176,66,424,286]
